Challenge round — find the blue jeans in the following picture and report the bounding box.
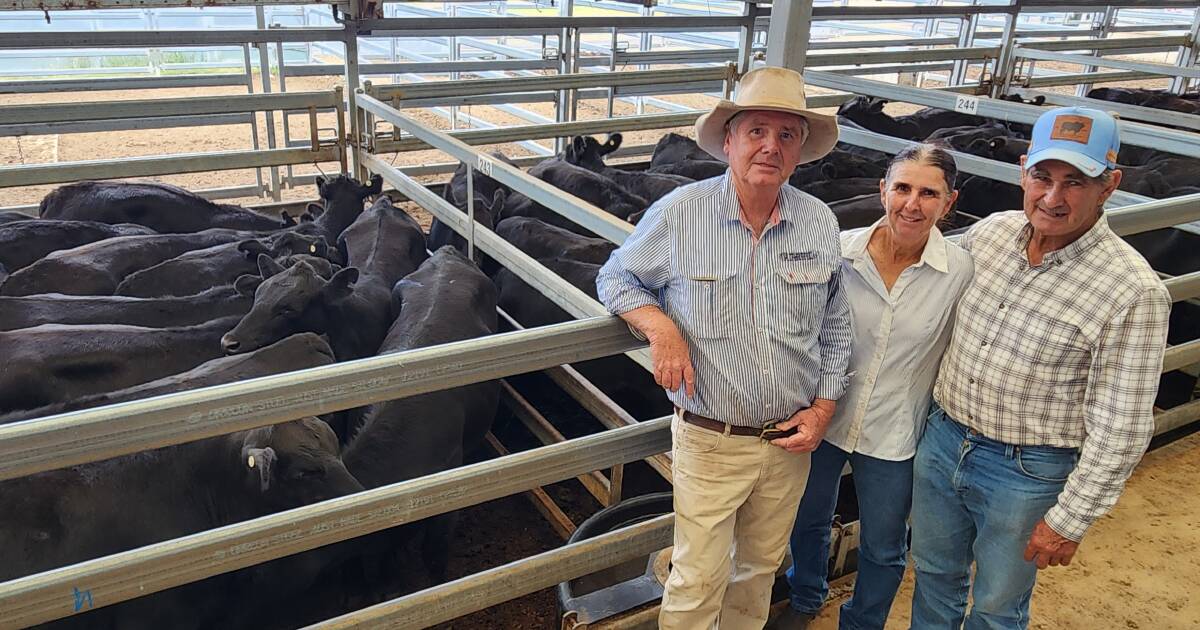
[910,404,1079,630]
[786,440,914,630]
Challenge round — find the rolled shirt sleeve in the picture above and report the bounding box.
[815,263,853,401]
[597,204,671,317]
[1044,287,1171,541]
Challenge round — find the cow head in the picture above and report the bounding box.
[221,256,360,355]
[564,134,623,171]
[239,418,363,512]
[316,174,383,206]
[837,96,888,119]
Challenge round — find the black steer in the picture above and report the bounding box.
[38,180,285,233]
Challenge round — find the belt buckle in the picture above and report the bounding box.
[759,419,794,441]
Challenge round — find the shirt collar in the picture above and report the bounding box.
[720,169,790,226]
[1015,212,1111,265]
[843,216,950,274]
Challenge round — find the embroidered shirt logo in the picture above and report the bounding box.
[1050,115,1092,144]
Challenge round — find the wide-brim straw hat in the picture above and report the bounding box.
[695,66,839,165]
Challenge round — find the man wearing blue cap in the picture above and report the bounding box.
[908,107,1170,628]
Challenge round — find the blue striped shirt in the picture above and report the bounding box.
[596,171,853,428]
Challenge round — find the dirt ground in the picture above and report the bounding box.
[810,430,1200,630]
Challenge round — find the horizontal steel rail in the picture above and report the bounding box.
[1155,399,1200,435]
[0,317,644,482]
[829,63,957,76]
[0,113,255,139]
[0,146,339,189]
[1021,70,1159,88]
[807,46,1001,67]
[0,90,340,126]
[1107,193,1200,236]
[0,74,248,94]
[1011,34,1190,51]
[0,28,346,48]
[805,70,1200,159]
[372,112,704,155]
[307,514,675,630]
[369,67,733,102]
[810,4,1016,19]
[360,15,756,37]
[1163,339,1200,373]
[1014,47,1200,80]
[1165,271,1200,303]
[359,93,635,245]
[0,417,671,628]
[287,59,559,77]
[1010,88,1200,132]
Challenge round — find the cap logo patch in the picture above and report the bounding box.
[1106,149,1118,164]
[1050,115,1092,144]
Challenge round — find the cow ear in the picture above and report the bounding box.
[1033,95,1045,105]
[238,240,269,260]
[242,446,277,492]
[820,163,837,179]
[490,189,507,217]
[870,98,886,112]
[257,253,285,279]
[316,176,328,197]
[604,133,623,152]
[365,174,383,196]
[306,202,325,218]
[279,210,298,227]
[234,274,262,296]
[324,267,360,301]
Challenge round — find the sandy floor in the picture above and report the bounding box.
[810,430,1200,630]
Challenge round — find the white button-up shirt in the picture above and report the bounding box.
[823,218,973,461]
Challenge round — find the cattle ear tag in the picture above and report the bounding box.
[247,455,256,468]
[310,244,317,253]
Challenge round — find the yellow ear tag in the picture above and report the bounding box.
[310,245,317,253]
[247,455,256,468]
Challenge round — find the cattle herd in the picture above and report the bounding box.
[0,86,1197,629]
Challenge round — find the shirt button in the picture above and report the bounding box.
[980,341,988,347]
[969,378,976,384]
[998,303,1005,310]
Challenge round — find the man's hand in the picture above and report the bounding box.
[771,399,836,453]
[1023,519,1080,569]
[621,306,695,397]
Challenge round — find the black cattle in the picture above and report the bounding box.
[649,132,713,167]
[0,220,156,274]
[1141,155,1200,183]
[1,228,257,296]
[223,198,426,360]
[115,232,332,298]
[926,122,1013,150]
[493,255,670,421]
[38,181,285,233]
[295,174,384,248]
[1114,165,1173,198]
[0,416,360,629]
[494,215,616,266]
[965,136,1029,164]
[445,152,518,206]
[0,315,239,413]
[1,333,334,424]
[342,246,499,580]
[838,96,987,141]
[0,285,250,331]
[815,149,888,179]
[827,193,885,230]
[800,177,882,203]
[957,176,1024,217]
[527,157,649,222]
[647,158,729,181]
[0,211,32,225]
[565,134,694,204]
[428,188,506,259]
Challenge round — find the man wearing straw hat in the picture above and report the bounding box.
[597,66,853,629]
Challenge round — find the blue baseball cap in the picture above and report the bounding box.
[1026,106,1120,178]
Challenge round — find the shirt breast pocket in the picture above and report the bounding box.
[684,273,736,339]
[777,260,833,335]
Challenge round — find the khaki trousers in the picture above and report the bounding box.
[660,413,811,630]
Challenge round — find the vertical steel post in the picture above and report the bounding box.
[765,0,813,72]
[1170,7,1200,95]
[555,0,576,155]
[988,1,1019,99]
[344,20,365,180]
[735,1,758,75]
[950,0,980,86]
[256,6,282,201]
[1078,6,1117,97]
[277,40,296,188]
[607,27,618,117]
[242,43,266,196]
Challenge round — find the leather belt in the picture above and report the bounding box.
[679,409,768,438]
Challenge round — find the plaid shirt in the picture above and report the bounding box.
[935,211,1170,541]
